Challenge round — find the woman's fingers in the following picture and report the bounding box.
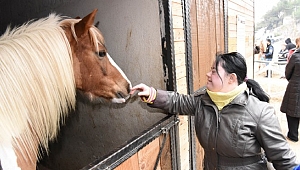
[130,83,150,97]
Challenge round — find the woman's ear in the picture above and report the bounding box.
[229,73,238,84]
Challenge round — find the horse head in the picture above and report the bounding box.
[61,9,132,103]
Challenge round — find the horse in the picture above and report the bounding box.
[0,9,131,170]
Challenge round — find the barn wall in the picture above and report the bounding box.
[171,0,192,170]
[116,0,190,169]
[0,0,173,169]
[116,0,255,169]
[168,0,227,169]
[43,1,168,169]
[227,0,255,78]
[122,1,255,170]
[190,0,225,168]
[190,0,225,89]
[0,0,255,169]
[115,132,172,170]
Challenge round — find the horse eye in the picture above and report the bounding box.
[95,51,106,58]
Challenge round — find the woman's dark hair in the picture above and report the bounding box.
[215,52,270,102]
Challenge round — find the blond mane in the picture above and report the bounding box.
[0,14,77,161]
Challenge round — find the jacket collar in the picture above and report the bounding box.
[201,88,249,108]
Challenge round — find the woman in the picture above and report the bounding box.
[281,37,300,143]
[131,52,298,170]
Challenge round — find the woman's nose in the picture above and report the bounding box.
[206,71,211,77]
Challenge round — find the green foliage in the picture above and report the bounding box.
[293,0,300,22]
[256,0,300,31]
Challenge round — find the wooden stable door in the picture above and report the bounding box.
[190,0,225,89]
[189,0,225,169]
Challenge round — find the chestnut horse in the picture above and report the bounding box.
[0,9,131,170]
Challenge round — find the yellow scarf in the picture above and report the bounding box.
[207,82,247,110]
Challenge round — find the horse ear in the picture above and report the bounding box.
[94,21,100,28]
[74,9,98,38]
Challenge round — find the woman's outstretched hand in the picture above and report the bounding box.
[130,83,151,97]
[131,84,157,104]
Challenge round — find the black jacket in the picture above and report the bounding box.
[264,44,274,59]
[285,38,296,51]
[281,48,300,118]
[150,88,298,170]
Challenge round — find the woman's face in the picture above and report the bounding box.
[206,63,230,92]
[296,38,300,48]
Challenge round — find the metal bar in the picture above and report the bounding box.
[160,0,176,92]
[81,115,177,170]
[181,0,196,169]
[169,119,180,170]
[224,0,228,53]
[159,0,181,169]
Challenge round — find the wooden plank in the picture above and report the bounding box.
[173,15,184,29]
[189,0,226,169]
[176,65,187,79]
[159,134,172,170]
[230,0,254,9]
[178,115,190,170]
[115,153,139,170]
[228,16,237,24]
[173,28,185,42]
[174,41,185,55]
[190,0,200,89]
[116,134,172,170]
[172,1,190,168]
[172,0,181,3]
[175,53,186,68]
[176,77,187,94]
[188,0,254,169]
[172,1,183,17]
[195,138,204,169]
[137,137,161,170]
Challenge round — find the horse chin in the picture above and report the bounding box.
[79,91,130,104]
[111,98,126,103]
[111,95,130,103]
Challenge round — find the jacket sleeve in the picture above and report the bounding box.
[148,89,197,116]
[256,105,298,169]
[285,54,296,80]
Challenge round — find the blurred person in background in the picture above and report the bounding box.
[285,38,296,52]
[280,37,300,142]
[286,37,297,63]
[278,43,288,79]
[262,39,274,77]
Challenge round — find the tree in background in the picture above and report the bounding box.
[256,0,300,28]
[256,0,300,39]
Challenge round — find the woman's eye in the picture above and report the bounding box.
[96,51,106,57]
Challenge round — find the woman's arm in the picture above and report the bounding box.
[131,83,197,115]
[256,105,298,169]
[285,54,296,80]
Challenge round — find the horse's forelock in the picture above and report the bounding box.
[89,26,106,51]
[59,18,80,42]
[59,18,105,51]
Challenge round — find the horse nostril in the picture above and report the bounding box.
[117,92,125,98]
[127,84,131,93]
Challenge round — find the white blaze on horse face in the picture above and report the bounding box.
[106,53,132,103]
[106,53,131,87]
[0,144,21,170]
